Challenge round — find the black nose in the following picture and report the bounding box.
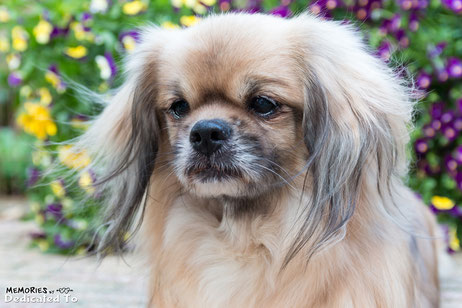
[190,119,232,156]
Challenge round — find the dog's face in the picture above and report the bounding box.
[80,13,413,255]
[154,18,307,198]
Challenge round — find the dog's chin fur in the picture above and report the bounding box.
[71,13,440,307]
[185,179,249,198]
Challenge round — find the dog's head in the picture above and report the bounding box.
[75,13,414,258]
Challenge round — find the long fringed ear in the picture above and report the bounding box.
[72,27,163,255]
[284,15,416,265]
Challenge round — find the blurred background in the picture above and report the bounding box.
[0,0,461,305]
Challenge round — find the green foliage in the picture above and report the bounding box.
[0,128,31,194]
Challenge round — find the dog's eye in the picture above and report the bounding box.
[169,100,190,119]
[249,96,279,117]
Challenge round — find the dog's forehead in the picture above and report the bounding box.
[157,15,303,106]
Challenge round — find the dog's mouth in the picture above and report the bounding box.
[185,161,243,182]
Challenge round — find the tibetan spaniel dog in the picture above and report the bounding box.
[73,13,440,307]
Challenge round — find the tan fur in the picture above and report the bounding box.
[82,13,440,307]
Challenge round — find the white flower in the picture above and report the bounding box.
[90,0,109,13]
[95,55,111,80]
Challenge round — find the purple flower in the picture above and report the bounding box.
[398,0,413,10]
[29,231,46,239]
[270,5,291,17]
[415,138,429,154]
[45,203,64,221]
[246,0,262,13]
[417,0,428,8]
[441,0,462,13]
[27,168,40,187]
[7,72,22,87]
[416,71,431,89]
[442,125,457,141]
[431,119,442,130]
[437,67,449,82]
[389,14,402,32]
[441,111,455,124]
[409,13,419,31]
[457,98,462,113]
[419,159,441,175]
[454,117,462,131]
[423,124,436,137]
[428,42,447,58]
[216,0,230,10]
[449,205,462,218]
[445,155,458,172]
[50,26,70,38]
[455,172,462,191]
[81,12,93,23]
[352,0,383,20]
[395,29,409,48]
[379,19,390,35]
[447,57,462,78]
[430,102,444,120]
[54,234,74,249]
[377,41,392,61]
[454,146,462,164]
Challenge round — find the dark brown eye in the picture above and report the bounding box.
[249,96,279,117]
[169,99,190,119]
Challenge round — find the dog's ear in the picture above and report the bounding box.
[285,15,415,265]
[73,27,166,255]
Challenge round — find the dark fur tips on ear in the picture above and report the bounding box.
[283,75,374,268]
[88,67,160,256]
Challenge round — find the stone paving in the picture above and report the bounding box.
[0,197,461,307]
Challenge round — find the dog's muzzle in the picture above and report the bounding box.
[189,119,232,156]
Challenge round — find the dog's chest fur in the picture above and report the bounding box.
[143,188,438,308]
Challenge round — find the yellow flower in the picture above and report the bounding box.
[6,53,20,70]
[201,0,216,5]
[38,87,52,105]
[122,0,148,15]
[32,148,52,166]
[50,180,66,198]
[71,22,86,40]
[449,227,460,251]
[30,202,41,213]
[20,85,33,98]
[45,70,65,93]
[70,117,90,130]
[37,239,49,252]
[33,19,53,44]
[0,6,10,22]
[431,196,455,210]
[161,21,180,29]
[78,171,95,194]
[58,145,91,170]
[35,214,45,225]
[77,247,87,255]
[171,0,215,13]
[193,3,207,14]
[12,26,28,52]
[0,35,9,52]
[122,35,136,52]
[17,102,57,140]
[70,22,94,41]
[62,198,73,210]
[65,45,88,59]
[180,15,201,27]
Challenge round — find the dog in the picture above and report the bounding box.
[73,13,440,307]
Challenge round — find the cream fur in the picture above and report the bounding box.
[75,13,440,307]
